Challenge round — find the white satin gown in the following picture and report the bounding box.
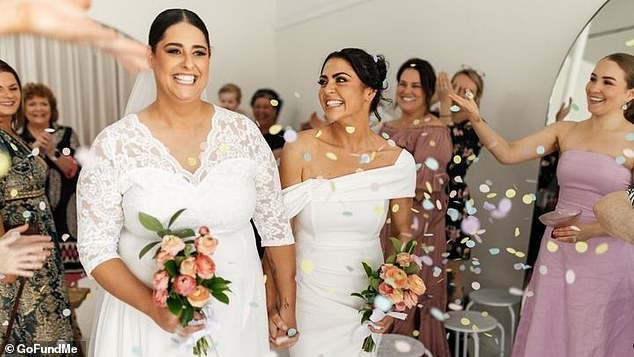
[285,150,416,357]
[77,107,294,357]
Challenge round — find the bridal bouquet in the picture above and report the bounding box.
[352,238,426,353]
[138,209,231,357]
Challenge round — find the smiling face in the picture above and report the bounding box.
[252,96,279,129]
[24,95,51,127]
[318,57,375,123]
[396,68,426,116]
[150,21,210,103]
[452,73,480,104]
[0,71,21,120]
[586,59,634,117]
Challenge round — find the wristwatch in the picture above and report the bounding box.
[627,185,634,207]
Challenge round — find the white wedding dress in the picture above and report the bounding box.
[77,106,293,357]
[284,150,416,357]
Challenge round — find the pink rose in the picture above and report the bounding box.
[196,254,216,279]
[173,275,197,296]
[381,265,409,290]
[160,235,185,256]
[187,285,210,308]
[403,290,418,309]
[386,287,404,304]
[407,274,427,296]
[153,289,168,307]
[156,249,175,268]
[180,257,197,278]
[152,270,169,291]
[396,252,412,267]
[394,300,407,312]
[378,282,394,296]
[199,226,210,235]
[195,235,218,256]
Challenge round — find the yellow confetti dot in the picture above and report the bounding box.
[460,237,470,244]
[460,318,471,326]
[300,259,315,273]
[506,247,517,254]
[471,324,480,332]
[429,140,436,147]
[425,181,433,193]
[326,152,338,161]
[595,243,609,255]
[486,192,497,198]
[345,126,356,134]
[413,119,421,126]
[10,189,18,197]
[480,311,489,317]
[391,204,400,213]
[269,124,283,135]
[373,205,385,215]
[522,194,534,205]
[506,189,517,198]
[467,154,477,161]
[263,274,267,284]
[315,129,322,138]
[186,157,198,166]
[515,251,526,258]
[574,241,588,253]
[10,143,18,151]
[270,99,279,107]
[412,330,420,337]
[453,155,462,164]
[546,241,559,253]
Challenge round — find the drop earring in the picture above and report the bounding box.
[623,103,629,111]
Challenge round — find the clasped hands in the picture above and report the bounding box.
[267,305,299,348]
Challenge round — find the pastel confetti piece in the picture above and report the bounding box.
[460,317,471,326]
[508,287,524,296]
[461,216,480,235]
[412,119,421,126]
[536,145,545,155]
[430,307,447,321]
[454,176,463,183]
[421,255,434,266]
[270,99,279,107]
[61,148,71,156]
[424,157,439,171]
[38,201,47,210]
[448,303,463,311]
[623,149,634,158]
[574,241,588,253]
[326,152,337,161]
[374,295,392,312]
[303,152,312,161]
[625,133,634,141]
[514,227,521,237]
[412,330,420,337]
[31,147,40,156]
[465,240,476,248]
[515,251,526,258]
[479,184,490,193]
[345,126,356,134]
[391,204,400,213]
[283,129,298,143]
[483,201,496,211]
[300,259,315,273]
[522,194,534,205]
[498,198,512,213]
[381,132,390,139]
[62,309,71,317]
[489,248,500,255]
[453,155,462,164]
[486,193,497,198]
[447,208,460,221]
[565,269,576,284]
[22,211,31,219]
[315,129,322,138]
[615,156,626,165]
[269,124,283,135]
[505,189,517,198]
[539,265,548,275]
[422,199,434,210]
[471,282,481,290]
[61,234,70,242]
[10,189,18,197]
[387,139,396,147]
[546,241,559,252]
[432,266,442,277]
[595,243,609,255]
[506,247,517,254]
[359,154,370,164]
[293,92,301,98]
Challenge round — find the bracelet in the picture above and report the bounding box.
[627,185,634,207]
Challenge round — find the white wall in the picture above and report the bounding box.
[274,0,606,296]
[88,0,278,114]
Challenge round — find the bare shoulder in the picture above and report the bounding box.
[424,114,447,127]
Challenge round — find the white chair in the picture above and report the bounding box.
[444,310,505,357]
[466,288,521,343]
[377,334,431,357]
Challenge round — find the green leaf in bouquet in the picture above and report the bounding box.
[369,276,380,290]
[404,239,418,254]
[386,255,396,265]
[203,276,231,291]
[361,309,372,323]
[164,260,177,277]
[361,261,373,277]
[167,296,182,316]
[351,292,365,300]
[180,305,194,326]
[183,243,194,257]
[212,290,230,304]
[389,237,403,254]
[168,208,187,228]
[174,255,185,267]
[404,263,420,275]
[172,228,196,239]
[138,212,164,232]
[138,241,160,259]
[157,229,172,238]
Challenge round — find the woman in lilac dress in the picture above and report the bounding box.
[451,53,634,357]
[380,58,451,356]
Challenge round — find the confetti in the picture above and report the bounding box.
[62,309,71,317]
[505,189,517,198]
[623,149,634,158]
[391,204,400,213]
[270,99,279,107]
[293,92,301,98]
[615,156,626,165]
[31,147,40,156]
[374,295,392,312]
[394,339,412,353]
[489,248,500,255]
[522,194,535,205]
[430,307,447,321]
[478,184,490,193]
[269,124,282,135]
[315,129,322,138]
[461,216,480,235]
[595,243,609,255]
[61,148,71,156]
[424,157,439,171]
[283,129,298,143]
[300,259,314,273]
[22,211,31,219]
[345,126,356,134]
[626,133,634,141]
[326,152,337,161]
[453,155,462,164]
[10,189,18,197]
[565,269,576,284]
[514,227,521,237]
[38,201,47,210]
[498,198,512,213]
[574,241,588,253]
[546,241,559,252]
[506,247,517,254]
[539,265,548,275]
[509,287,524,296]
[412,330,420,337]
[61,234,70,242]
[359,154,370,164]
[465,240,476,248]
[450,105,461,113]
[460,317,471,326]
[447,208,460,221]
[432,266,442,277]
[422,199,434,210]
[303,152,312,161]
[471,282,481,290]
[536,145,545,155]
[420,255,434,266]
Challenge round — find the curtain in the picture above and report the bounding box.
[0,35,136,146]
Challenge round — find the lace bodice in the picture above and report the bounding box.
[77,106,293,275]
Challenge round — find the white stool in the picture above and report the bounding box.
[377,334,431,357]
[444,311,505,357]
[466,288,521,343]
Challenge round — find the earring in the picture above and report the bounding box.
[623,103,629,111]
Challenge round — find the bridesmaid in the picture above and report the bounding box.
[379,58,451,356]
[450,53,634,357]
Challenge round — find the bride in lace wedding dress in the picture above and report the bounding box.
[77,9,296,356]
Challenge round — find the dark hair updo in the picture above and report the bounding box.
[0,60,23,130]
[396,58,436,112]
[148,9,210,55]
[603,53,634,124]
[250,88,283,113]
[321,48,389,120]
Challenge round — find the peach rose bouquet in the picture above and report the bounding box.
[138,209,231,357]
[351,238,426,353]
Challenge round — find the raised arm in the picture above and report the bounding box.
[449,93,571,164]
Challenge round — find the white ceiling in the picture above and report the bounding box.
[584,0,634,62]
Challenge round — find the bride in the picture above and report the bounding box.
[267,48,417,357]
[77,9,297,356]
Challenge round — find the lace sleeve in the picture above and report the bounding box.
[76,133,124,275]
[246,120,294,246]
